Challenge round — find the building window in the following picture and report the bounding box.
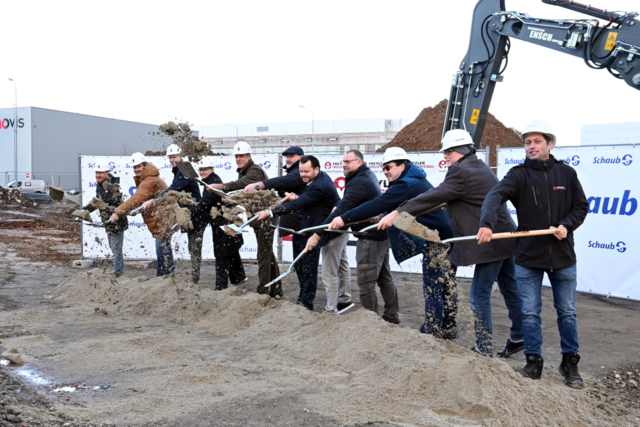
[257,126,269,132]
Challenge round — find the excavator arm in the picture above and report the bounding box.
[444,0,640,148]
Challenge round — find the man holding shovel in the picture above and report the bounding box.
[109,152,177,277]
[75,163,128,275]
[378,130,524,355]
[477,120,588,389]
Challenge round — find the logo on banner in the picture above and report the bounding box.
[505,158,525,165]
[414,161,434,169]
[439,160,447,169]
[587,241,627,253]
[129,186,137,196]
[89,182,97,188]
[593,155,633,166]
[109,162,116,170]
[224,162,232,170]
[334,177,346,191]
[88,163,95,169]
[324,162,332,170]
[562,155,580,166]
[261,161,271,169]
[587,190,636,216]
[0,118,25,129]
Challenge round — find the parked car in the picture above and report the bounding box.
[67,188,80,195]
[6,180,47,194]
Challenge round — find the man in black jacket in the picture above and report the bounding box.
[189,157,246,290]
[143,144,208,283]
[256,155,340,311]
[478,120,588,389]
[244,146,306,298]
[76,164,128,275]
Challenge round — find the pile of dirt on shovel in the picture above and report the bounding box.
[48,269,635,427]
[152,121,214,163]
[378,99,523,167]
[0,186,38,208]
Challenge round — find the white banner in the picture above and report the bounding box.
[80,155,279,260]
[497,145,640,301]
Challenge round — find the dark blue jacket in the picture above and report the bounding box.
[156,166,208,232]
[83,173,128,235]
[272,170,340,232]
[340,162,454,240]
[319,163,387,241]
[261,160,305,235]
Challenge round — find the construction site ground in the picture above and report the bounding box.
[1,202,639,426]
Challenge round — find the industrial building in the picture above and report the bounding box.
[0,107,170,188]
[194,118,408,155]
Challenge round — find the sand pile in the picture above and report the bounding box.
[0,186,38,208]
[378,100,523,167]
[48,269,627,427]
[153,121,214,163]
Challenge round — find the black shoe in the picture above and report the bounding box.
[233,277,248,286]
[336,301,355,314]
[497,339,525,358]
[559,353,584,389]
[441,326,458,340]
[471,346,493,357]
[518,354,544,379]
[296,301,313,311]
[382,314,401,325]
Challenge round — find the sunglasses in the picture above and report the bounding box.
[383,164,396,172]
[443,149,455,155]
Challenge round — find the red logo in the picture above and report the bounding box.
[333,177,346,191]
[26,172,30,179]
[439,160,447,169]
[324,162,332,170]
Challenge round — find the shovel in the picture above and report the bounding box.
[221,193,291,235]
[441,227,560,244]
[176,161,232,198]
[265,248,307,288]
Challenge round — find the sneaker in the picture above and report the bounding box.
[471,346,493,357]
[518,354,544,380]
[336,301,355,314]
[497,339,525,358]
[441,326,458,340]
[382,314,401,325]
[559,353,584,389]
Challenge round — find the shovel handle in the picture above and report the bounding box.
[442,227,559,244]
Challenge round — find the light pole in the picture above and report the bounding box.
[8,78,17,182]
[234,127,238,138]
[298,105,314,153]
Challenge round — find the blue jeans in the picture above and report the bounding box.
[420,246,458,335]
[155,236,175,276]
[515,264,579,356]
[107,231,124,274]
[470,257,524,354]
[292,234,320,308]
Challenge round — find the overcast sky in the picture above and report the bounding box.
[2,0,638,146]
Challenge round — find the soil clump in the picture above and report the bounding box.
[394,212,441,242]
[378,100,523,167]
[152,121,214,163]
[0,186,38,208]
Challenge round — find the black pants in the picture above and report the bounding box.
[253,222,282,297]
[187,228,205,284]
[212,225,245,290]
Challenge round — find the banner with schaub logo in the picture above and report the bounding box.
[498,145,640,301]
[80,155,279,261]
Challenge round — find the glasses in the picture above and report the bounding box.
[443,149,454,156]
[383,164,396,172]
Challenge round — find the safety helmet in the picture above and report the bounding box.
[130,152,147,167]
[521,120,556,144]
[441,129,474,152]
[233,141,252,155]
[382,147,410,165]
[166,144,182,156]
[95,163,112,173]
[198,157,215,169]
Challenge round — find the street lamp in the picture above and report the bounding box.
[298,105,314,153]
[8,78,17,182]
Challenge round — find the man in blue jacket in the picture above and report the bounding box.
[256,155,340,310]
[142,144,208,283]
[328,147,455,332]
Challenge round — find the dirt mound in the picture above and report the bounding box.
[48,269,629,427]
[152,122,214,163]
[378,100,522,167]
[0,186,38,208]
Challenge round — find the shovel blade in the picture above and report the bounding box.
[176,161,199,180]
[265,272,288,288]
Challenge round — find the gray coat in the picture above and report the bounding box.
[397,153,515,267]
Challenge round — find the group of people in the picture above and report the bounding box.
[78,119,588,389]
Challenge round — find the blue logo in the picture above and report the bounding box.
[224,162,232,170]
[588,241,627,253]
[622,154,633,166]
[125,163,132,169]
[570,155,580,166]
[617,241,627,253]
[592,155,633,165]
[505,158,525,165]
[129,186,137,196]
[163,163,171,169]
[587,190,636,216]
[108,161,116,170]
[89,182,96,188]
[88,162,95,169]
[261,161,271,169]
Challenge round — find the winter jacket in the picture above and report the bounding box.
[188,172,243,256]
[155,166,208,232]
[340,162,454,240]
[272,171,340,233]
[83,174,128,236]
[318,163,387,241]
[222,159,269,192]
[398,153,515,266]
[261,160,305,235]
[479,154,588,270]
[115,163,177,239]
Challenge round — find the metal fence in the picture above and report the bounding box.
[1,171,79,189]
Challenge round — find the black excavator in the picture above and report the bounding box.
[444,0,640,148]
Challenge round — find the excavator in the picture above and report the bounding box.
[444,0,640,148]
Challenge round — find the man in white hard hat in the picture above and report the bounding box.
[110,152,177,276]
[141,144,208,283]
[75,163,128,275]
[379,129,524,354]
[328,147,455,330]
[477,120,588,389]
[209,141,281,296]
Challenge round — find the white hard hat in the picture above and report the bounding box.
[130,152,147,167]
[233,141,252,155]
[198,157,215,169]
[166,144,182,156]
[382,147,410,165]
[521,120,556,144]
[441,129,474,152]
[95,163,112,173]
